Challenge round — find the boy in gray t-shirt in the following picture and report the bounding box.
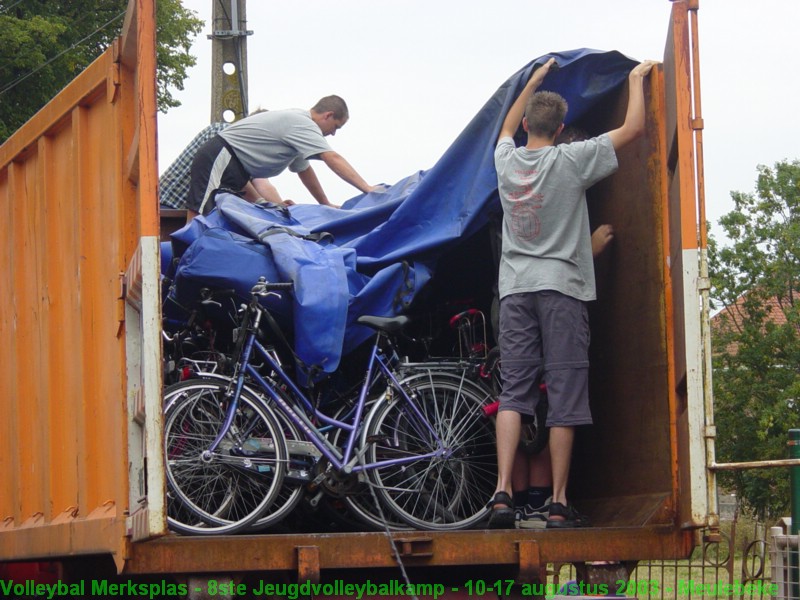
[487,57,657,529]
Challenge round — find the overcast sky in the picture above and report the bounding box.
[157,0,800,237]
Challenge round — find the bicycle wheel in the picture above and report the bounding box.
[327,400,411,532]
[163,379,287,535]
[248,392,309,532]
[481,346,503,398]
[364,372,497,530]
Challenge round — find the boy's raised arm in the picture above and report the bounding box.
[497,57,557,142]
[607,60,659,150]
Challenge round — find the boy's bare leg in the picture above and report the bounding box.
[548,425,575,520]
[528,445,552,487]
[512,449,529,494]
[494,410,522,500]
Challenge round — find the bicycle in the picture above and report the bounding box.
[161,286,241,384]
[163,278,497,534]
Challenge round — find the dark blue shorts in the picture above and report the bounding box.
[498,290,592,427]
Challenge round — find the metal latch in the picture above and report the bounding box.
[394,537,433,558]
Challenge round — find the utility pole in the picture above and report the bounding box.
[209,0,253,124]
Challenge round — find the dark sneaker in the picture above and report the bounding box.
[516,497,551,529]
[545,501,590,529]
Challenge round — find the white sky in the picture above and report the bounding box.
[157,0,800,237]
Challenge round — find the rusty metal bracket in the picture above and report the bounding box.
[393,537,433,558]
[107,62,120,104]
[703,528,722,544]
[517,539,544,583]
[296,546,320,584]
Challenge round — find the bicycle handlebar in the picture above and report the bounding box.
[250,278,294,297]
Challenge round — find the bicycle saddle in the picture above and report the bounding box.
[356,315,410,334]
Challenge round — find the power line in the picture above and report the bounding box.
[0,9,126,97]
[1,0,27,14]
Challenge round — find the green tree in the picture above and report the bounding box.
[0,0,203,142]
[709,159,800,519]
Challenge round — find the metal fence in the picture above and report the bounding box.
[541,434,800,600]
[549,511,775,599]
[771,525,800,600]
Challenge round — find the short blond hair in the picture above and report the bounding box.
[525,91,568,138]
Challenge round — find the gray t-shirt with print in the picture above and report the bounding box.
[219,108,332,178]
[494,133,618,302]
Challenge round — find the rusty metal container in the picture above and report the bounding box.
[0,0,713,586]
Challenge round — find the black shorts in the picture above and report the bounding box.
[186,136,250,214]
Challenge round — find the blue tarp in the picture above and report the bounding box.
[167,49,638,377]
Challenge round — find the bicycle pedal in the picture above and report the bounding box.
[284,469,312,484]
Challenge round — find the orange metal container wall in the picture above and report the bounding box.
[0,0,158,564]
